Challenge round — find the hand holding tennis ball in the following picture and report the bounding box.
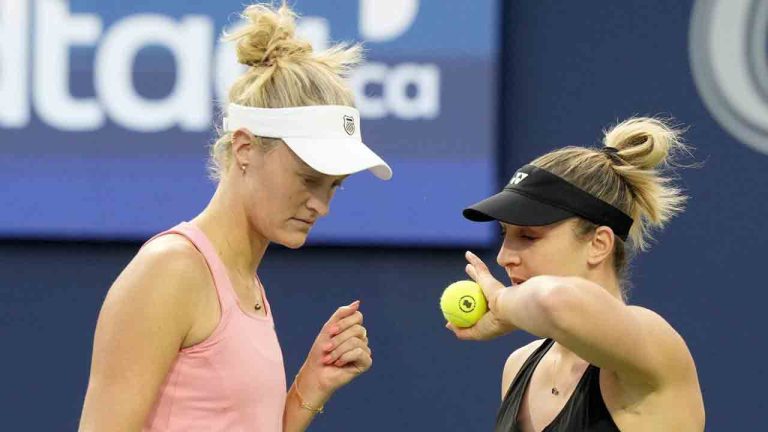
[443,251,517,341]
[440,280,487,328]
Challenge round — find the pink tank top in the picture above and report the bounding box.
[142,222,287,432]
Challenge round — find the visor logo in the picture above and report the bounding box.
[509,172,528,185]
[343,115,355,135]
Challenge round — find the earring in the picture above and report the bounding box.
[240,164,247,174]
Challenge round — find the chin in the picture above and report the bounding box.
[274,231,309,249]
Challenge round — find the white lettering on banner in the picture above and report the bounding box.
[383,63,440,120]
[0,0,440,132]
[35,0,103,131]
[351,63,440,120]
[296,17,330,52]
[0,0,29,128]
[359,0,419,42]
[96,14,213,132]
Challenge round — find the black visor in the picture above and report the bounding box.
[463,165,633,241]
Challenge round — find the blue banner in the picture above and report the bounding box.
[0,0,499,245]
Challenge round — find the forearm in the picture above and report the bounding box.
[283,375,332,432]
[494,276,568,338]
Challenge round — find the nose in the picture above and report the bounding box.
[306,191,331,218]
[496,238,521,269]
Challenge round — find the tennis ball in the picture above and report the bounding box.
[440,280,487,328]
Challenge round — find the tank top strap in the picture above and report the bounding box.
[495,339,555,432]
[144,221,238,314]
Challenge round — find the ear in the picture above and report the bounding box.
[231,128,255,168]
[587,226,615,266]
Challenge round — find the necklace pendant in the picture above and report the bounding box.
[254,303,262,310]
[551,387,560,396]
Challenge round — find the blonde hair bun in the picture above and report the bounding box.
[602,117,684,170]
[209,2,363,180]
[228,4,312,68]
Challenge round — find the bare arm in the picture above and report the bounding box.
[282,375,331,431]
[79,237,208,432]
[495,275,694,389]
[450,252,698,391]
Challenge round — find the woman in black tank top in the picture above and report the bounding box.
[449,117,705,431]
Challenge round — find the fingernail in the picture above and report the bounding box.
[329,326,339,335]
[322,355,332,363]
[351,300,360,308]
[323,342,333,351]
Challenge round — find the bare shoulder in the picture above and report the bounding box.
[115,234,209,295]
[102,234,211,331]
[626,305,697,382]
[500,339,547,399]
[80,235,214,431]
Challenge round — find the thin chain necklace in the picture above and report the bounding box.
[253,276,262,311]
[551,348,561,396]
[224,236,262,311]
[240,271,263,311]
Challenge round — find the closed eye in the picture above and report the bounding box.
[301,175,322,186]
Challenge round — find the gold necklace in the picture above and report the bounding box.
[253,275,263,311]
[236,265,262,311]
[221,237,262,311]
[551,349,560,396]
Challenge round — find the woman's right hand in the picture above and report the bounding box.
[445,251,517,341]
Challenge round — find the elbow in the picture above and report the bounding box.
[531,277,579,338]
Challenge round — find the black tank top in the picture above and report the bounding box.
[495,339,620,432]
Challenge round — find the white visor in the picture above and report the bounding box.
[223,104,392,180]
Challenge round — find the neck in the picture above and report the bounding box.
[589,263,624,302]
[192,183,269,276]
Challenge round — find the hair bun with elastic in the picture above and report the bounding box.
[229,4,313,68]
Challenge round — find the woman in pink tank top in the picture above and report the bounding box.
[78,3,392,431]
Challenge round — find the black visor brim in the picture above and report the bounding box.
[463,190,575,226]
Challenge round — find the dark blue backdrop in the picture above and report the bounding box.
[2,0,767,430]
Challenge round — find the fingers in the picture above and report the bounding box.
[325,301,361,334]
[465,263,478,281]
[446,322,477,341]
[328,310,364,338]
[323,330,371,365]
[465,250,505,300]
[324,324,367,351]
[333,346,372,370]
[465,251,490,273]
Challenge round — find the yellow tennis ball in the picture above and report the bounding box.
[440,280,487,328]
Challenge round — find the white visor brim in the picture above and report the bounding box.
[223,103,392,180]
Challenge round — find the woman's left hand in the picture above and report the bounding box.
[446,251,517,341]
[296,300,372,401]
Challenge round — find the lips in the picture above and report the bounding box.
[511,277,527,285]
[293,218,315,226]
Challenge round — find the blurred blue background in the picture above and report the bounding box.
[2,0,767,430]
